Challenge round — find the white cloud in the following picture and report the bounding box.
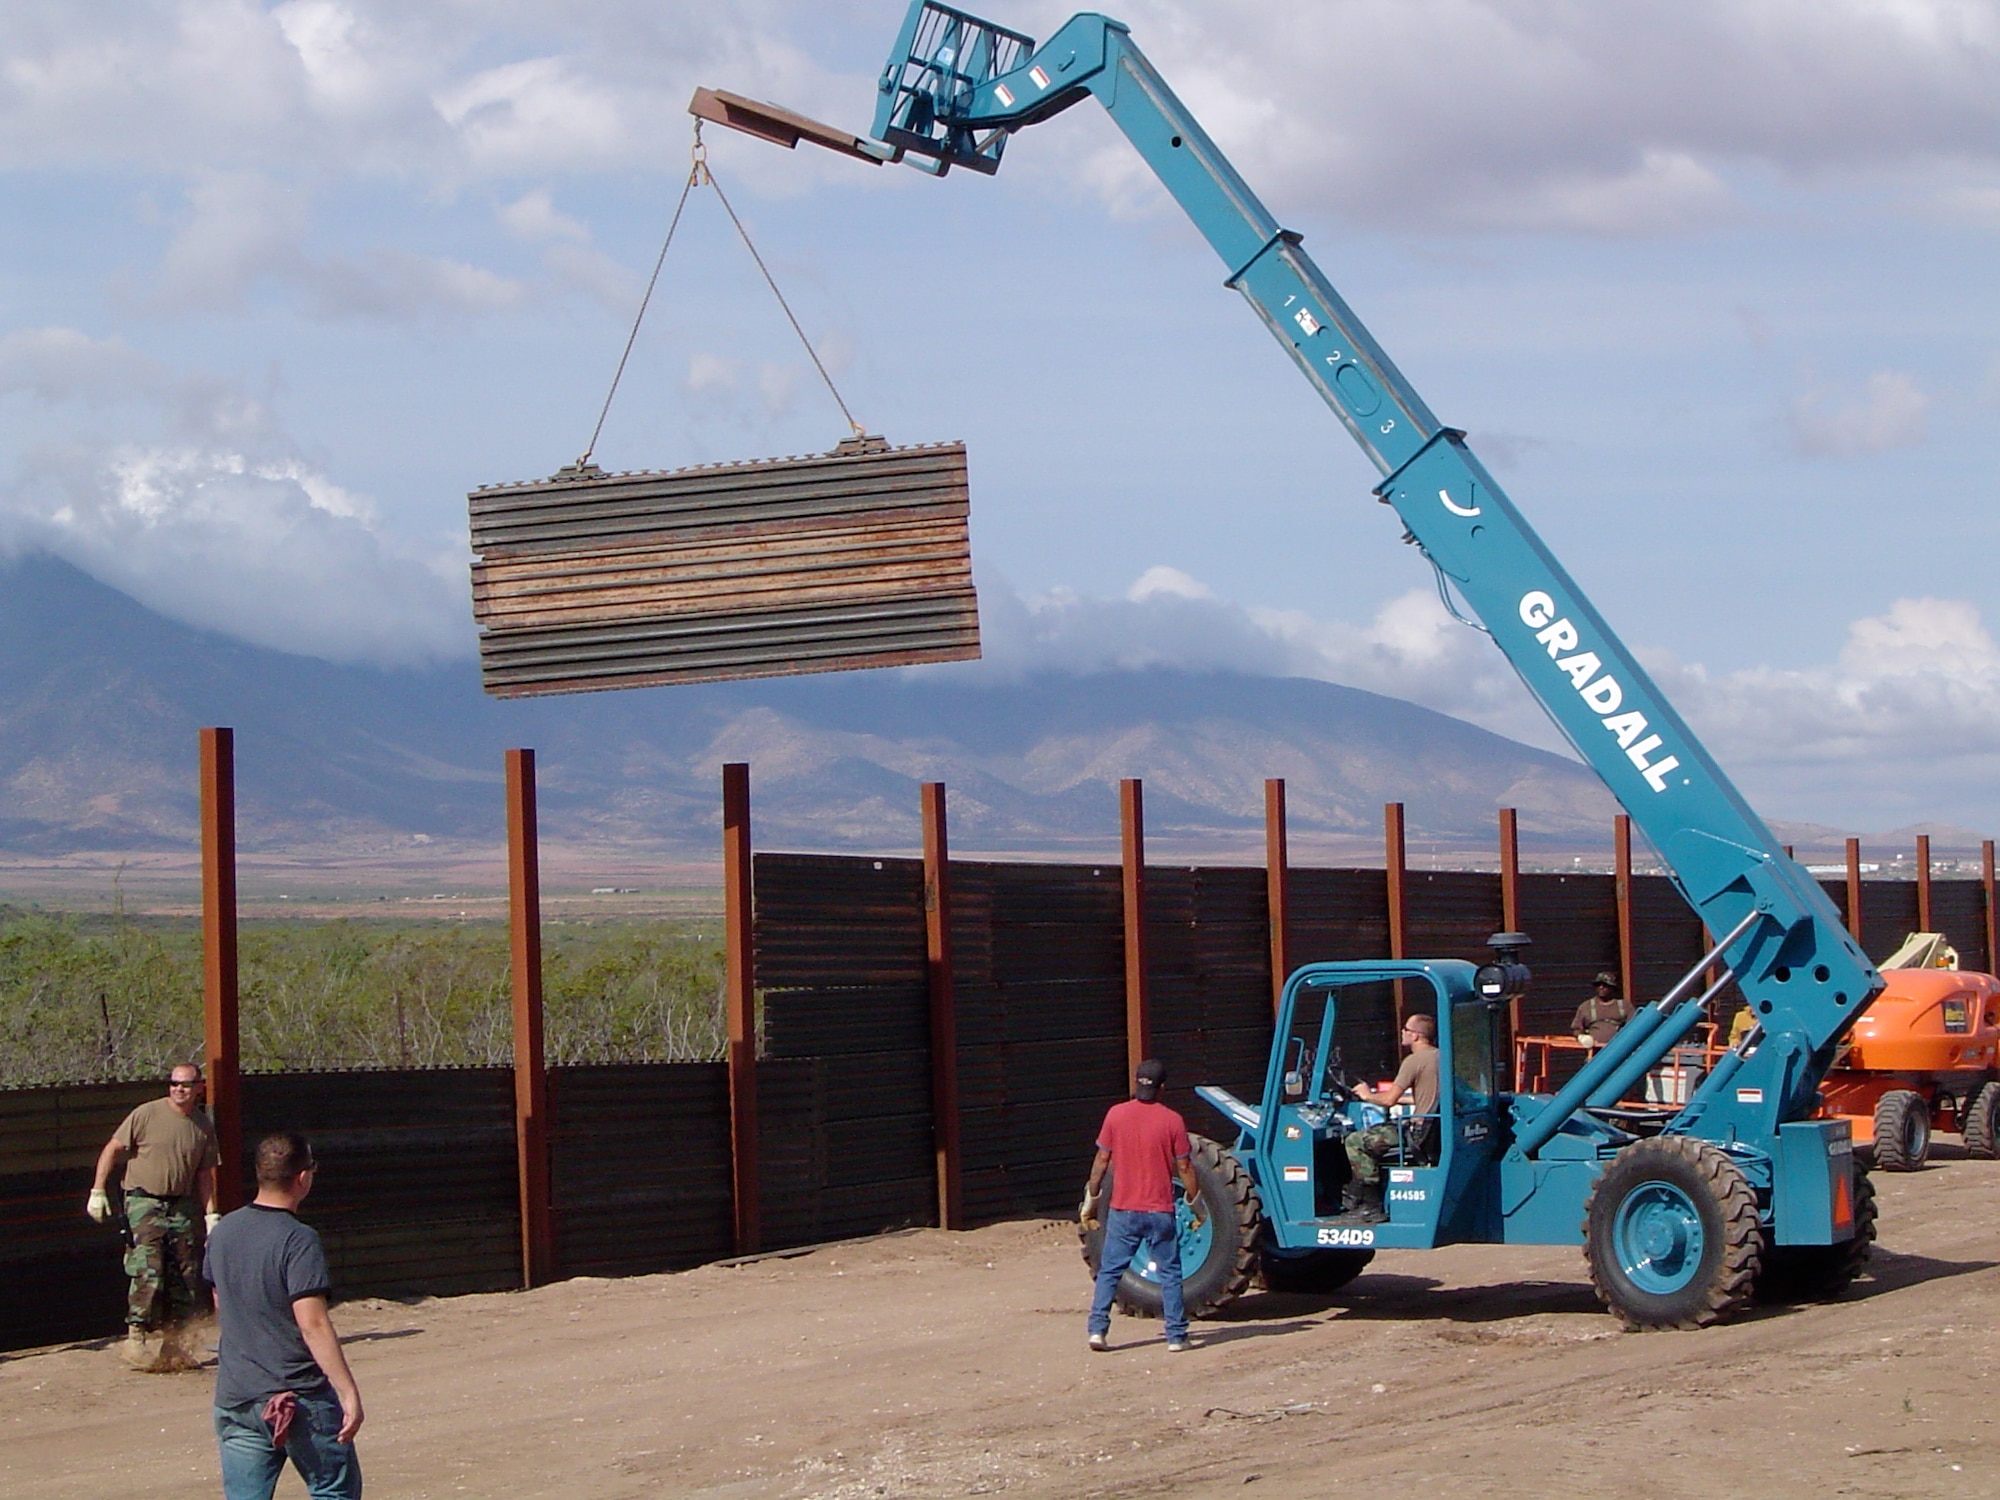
[1127,565,1213,602]
[0,327,467,665]
[1046,0,2000,233]
[970,563,2000,828]
[7,2,2000,238]
[1790,368,1932,457]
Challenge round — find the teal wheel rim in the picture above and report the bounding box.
[1611,1181,1706,1295]
[1131,1198,1214,1284]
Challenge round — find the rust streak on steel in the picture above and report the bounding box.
[506,749,555,1288]
[199,728,243,1212]
[1499,807,1522,1042]
[1615,814,1635,1005]
[724,762,761,1256]
[1264,779,1290,1018]
[1986,840,1998,976]
[1384,802,1407,1028]
[1122,779,1150,1077]
[1916,833,1933,933]
[922,783,962,1230]
[1846,838,1864,942]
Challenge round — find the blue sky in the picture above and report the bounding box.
[3,0,2000,833]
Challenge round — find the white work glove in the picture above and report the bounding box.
[206,1212,222,1233]
[87,1188,112,1223]
[1079,1190,1101,1231]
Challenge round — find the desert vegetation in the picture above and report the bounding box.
[0,907,726,1086]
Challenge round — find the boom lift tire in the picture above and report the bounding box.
[1871,1089,1931,1171]
[1962,1081,2000,1159]
[1755,1168,1877,1304]
[1257,1245,1374,1295]
[1078,1134,1260,1319]
[1582,1136,1762,1331]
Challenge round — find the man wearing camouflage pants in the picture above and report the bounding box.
[88,1063,220,1366]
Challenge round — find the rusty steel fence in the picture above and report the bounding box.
[5,740,1996,1352]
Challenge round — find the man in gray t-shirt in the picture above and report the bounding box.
[203,1132,364,1500]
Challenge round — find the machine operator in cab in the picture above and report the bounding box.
[1343,1014,1439,1223]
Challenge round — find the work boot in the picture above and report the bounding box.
[120,1328,156,1370]
[1352,1180,1387,1224]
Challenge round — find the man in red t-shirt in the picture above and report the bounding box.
[1080,1058,1206,1351]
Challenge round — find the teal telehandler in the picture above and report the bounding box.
[698,3,1885,1329]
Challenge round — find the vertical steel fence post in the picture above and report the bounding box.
[723,762,761,1256]
[1985,840,1997,976]
[1615,814,1635,1004]
[1846,838,1864,942]
[1498,807,1522,1077]
[1916,834,1933,933]
[921,782,962,1230]
[1384,802,1407,1028]
[506,749,555,1288]
[1121,779,1150,1077]
[1264,779,1290,1018]
[199,728,243,1212]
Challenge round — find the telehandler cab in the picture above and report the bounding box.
[698,2,1887,1329]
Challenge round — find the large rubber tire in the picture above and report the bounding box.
[1872,1089,1931,1172]
[1964,1081,2000,1160]
[1257,1245,1374,1295]
[1756,1168,1878,1304]
[1079,1134,1260,1319]
[1582,1136,1762,1331]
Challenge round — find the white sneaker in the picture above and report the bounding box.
[1167,1337,1191,1352]
[1087,1331,1109,1352]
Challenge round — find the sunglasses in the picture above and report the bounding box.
[167,1080,200,1089]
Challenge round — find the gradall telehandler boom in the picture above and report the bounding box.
[699,3,1886,1328]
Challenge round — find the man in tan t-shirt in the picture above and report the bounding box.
[1341,1014,1440,1223]
[88,1063,220,1364]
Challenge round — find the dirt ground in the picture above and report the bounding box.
[6,1154,1997,1500]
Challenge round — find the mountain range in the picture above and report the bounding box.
[0,553,1651,860]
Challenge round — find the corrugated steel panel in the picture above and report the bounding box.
[1931,880,1990,972]
[1289,867,1391,962]
[549,1063,734,1277]
[1859,880,1921,965]
[754,853,927,993]
[1516,874,1619,1037]
[1406,870,1505,961]
[240,1070,520,1300]
[1632,874,1709,1003]
[469,439,980,697]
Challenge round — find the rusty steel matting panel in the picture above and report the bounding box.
[469,439,980,697]
[1515,874,1620,1035]
[1859,878,1921,965]
[1930,880,1989,972]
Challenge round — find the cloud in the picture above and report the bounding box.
[1050,0,2000,233]
[138,172,529,319]
[969,562,2000,828]
[0,327,468,665]
[9,2,2000,240]
[1789,368,1932,457]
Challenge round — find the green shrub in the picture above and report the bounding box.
[0,909,725,1085]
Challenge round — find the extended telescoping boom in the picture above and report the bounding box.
[697,4,1887,1327]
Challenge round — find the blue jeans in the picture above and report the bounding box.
[1088,1208,1188,1342]
[214,1390,361,1500]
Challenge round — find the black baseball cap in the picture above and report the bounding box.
[1135,1059,1166,1098]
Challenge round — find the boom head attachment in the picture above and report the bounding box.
[874,1,1035,175]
